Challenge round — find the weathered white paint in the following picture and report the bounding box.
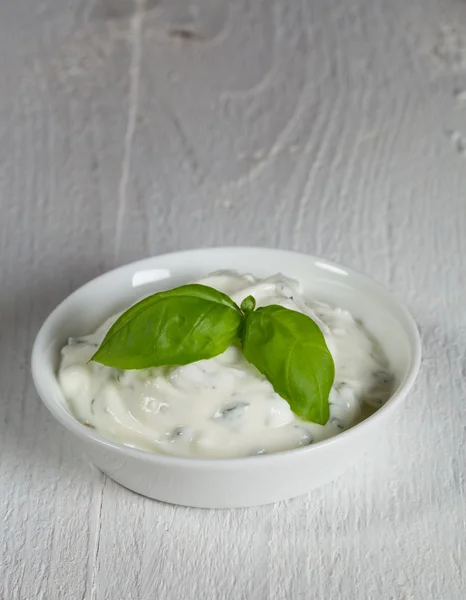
[0,0,465,597]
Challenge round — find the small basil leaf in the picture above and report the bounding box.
[241,305,334,424]
[91,284,243,369]
[240,295,256,314]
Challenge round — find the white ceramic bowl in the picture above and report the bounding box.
[31,248,421,508]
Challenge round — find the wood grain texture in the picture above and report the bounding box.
[1,0,465,598]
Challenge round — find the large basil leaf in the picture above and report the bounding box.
[91,284,242,369]
[241,305,334,424]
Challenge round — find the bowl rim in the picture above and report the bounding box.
[31,246,422,469]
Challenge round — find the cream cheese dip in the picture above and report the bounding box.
[58,272,393,458]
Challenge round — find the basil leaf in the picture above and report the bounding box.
[240,295,256,314]
[241,305,334,424]
[91,284,243,369]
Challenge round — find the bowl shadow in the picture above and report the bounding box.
[0,261,106,475]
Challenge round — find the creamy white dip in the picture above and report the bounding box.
[58,272,393,458]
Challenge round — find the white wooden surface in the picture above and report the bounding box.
[1,0,465,597]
